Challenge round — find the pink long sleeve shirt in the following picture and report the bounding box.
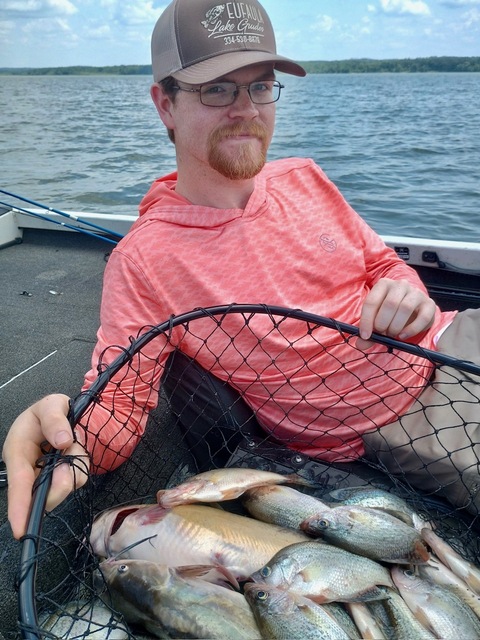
[81,158,456,471]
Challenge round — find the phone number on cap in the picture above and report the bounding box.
[224,35,261,45]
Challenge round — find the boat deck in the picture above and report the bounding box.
[0,229,109,638]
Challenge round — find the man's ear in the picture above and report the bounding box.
[150,83,175,130]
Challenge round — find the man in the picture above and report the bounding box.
[3,0,479,542]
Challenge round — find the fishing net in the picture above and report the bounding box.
[15,304,480,639]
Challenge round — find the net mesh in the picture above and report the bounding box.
[16,304,480,639]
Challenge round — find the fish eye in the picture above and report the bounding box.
[260,566,271,577]
[256,590,269,601]
[118,564,129,574]
[404,569,415,577]
[318,519,329,528]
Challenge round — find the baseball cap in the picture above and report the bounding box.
[151,0,306,84]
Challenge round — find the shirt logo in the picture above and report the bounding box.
[319,234,337,253]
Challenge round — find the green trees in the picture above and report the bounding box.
[1,58,480,75]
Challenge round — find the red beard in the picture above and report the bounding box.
[207,121,270,180]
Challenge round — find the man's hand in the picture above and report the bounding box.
[2,394,89,540]
[357,278,436,350]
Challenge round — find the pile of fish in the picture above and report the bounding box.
[83,468,480,639]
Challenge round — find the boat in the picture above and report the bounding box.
[2,200,480,485]
[1,200,480,639]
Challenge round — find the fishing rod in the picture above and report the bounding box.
[0,201,119,246]
[0,189,125,240]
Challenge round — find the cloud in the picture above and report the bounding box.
[0,0,78,19]
[379,0,431,15]
[464,7,480,23]
[87,23,111,39]
[440,0,480,6]
[313,14,336,32]
[114,1,159,26]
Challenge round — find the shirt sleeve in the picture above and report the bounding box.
[78,249,173,473]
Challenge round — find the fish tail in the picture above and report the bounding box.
[284,473,316,487]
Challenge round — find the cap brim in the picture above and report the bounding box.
[170,51,306,84]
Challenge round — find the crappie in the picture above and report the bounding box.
[419,555,480,618]
[301,505,430,564]
[371,587,436,640]
[322,603,362,639]
[244,582,351,639]
[249,540,393,603]
[328,485,431,532]
[40,599,129,639]
[392,565,480,639]
[421,527,480,594]
[156,466,310,507]
[89,502,308,580]
[98,559,260,639]
[242,484,330,529]
[345,602,387,640]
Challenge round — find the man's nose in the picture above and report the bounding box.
[229,86,259,114]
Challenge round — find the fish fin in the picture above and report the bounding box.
[348,586,391,603]
[156,480,206,507]
[411,539,431,564]
[212,564,241,590]
[137,504,170,525]
[372,507,414,526]
[176,564,220,578]
[155,489,166,503]
[176,564,240,590]
[303,593,329,604]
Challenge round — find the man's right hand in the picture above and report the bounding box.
[2,394,89,540]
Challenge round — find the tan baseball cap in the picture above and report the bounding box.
[151,0,306,83]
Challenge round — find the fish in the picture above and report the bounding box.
[328,485,432,532]
[89,502,308,581]
[40,599,129,639]
[301,505,430,564]
[156,466,311,507]
[244,582,352,639]
[249,540,394,603]
[345,602,388,640]
[370,587,436,640]
[419,555,480,618]
[242,484,330,529]
[391,565,480,639]
[97,558,260,639]
[421,527,480,594]
[322,603,362,639]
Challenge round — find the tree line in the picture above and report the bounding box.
[1,57,480,75]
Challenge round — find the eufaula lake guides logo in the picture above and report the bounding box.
[201,3,266,45]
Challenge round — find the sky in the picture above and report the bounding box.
[0,0,479,69]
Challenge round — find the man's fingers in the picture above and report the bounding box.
[35,394,73,450]
[7,463,37,539]
[7,441,89,539]
[360,279,436,342]
[45,446,90,513]
[355,336,376,351]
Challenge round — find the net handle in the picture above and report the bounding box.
[17,303,480,637]
[18,449,61,639]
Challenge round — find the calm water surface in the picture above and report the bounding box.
[1,73,479,240]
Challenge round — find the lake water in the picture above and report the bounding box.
[1,73,479,241]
